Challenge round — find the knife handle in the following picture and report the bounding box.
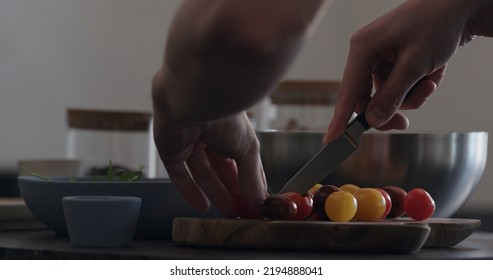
[345,112,371,143]
[353,111,371,130]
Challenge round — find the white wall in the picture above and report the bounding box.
[0,0,180,166]
[1,1,492,208]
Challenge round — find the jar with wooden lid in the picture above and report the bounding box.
[66,108,157,178]
[268,80,340,131]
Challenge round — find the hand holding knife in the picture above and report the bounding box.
[279,112,371,194]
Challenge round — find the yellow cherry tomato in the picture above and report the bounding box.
[307,183,323,196]
[324,191,357,222]
[339,184,361,194]
[353,188,386,221]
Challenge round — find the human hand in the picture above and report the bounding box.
[324,0,493,143]
[152,71,268,218]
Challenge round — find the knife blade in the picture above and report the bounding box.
[279,112,371,194]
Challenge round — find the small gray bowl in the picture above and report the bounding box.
[62,196,141,247]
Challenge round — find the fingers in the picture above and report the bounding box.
[201,113,269,214]
[235,147,269,213]
[203,140,267,215]
[164,160,210,212]
[185,145,237,217]
[365,54,445,128]
[400,79,436,110]
[401,64,446,109]
[373,63,445,111]
[325,62,442,141]
[205,148,240,197]
[365,59,420,128]
[325,61,443,143]
[375,112,409,131]
[324,48,374,144]
[162,141,238,217]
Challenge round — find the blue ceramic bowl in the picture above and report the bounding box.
[18,176,221,240]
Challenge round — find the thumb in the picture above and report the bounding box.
[366,59,424,128]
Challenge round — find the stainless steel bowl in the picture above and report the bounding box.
[257,131,488,218]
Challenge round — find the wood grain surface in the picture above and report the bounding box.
[172,218,480,253]
[393,218,481,248]
[173,218,431,253]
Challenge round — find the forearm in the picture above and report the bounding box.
[154,0,330,123]
[468,0,493,37]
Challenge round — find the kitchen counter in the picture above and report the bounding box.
[1,197,493,259]
[0,230,492,260]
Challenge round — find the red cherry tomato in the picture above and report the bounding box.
[312,185,341,220]
[382,186,407,218]
[404,188,435,221]
[283,192,313,220]
[261,194,298,220]
[375,188,392,219]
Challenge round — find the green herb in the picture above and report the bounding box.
[29,172,52,181]
[29,160,145,182]
[102,160,144,182]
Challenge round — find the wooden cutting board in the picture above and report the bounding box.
[0,198,46,231]
[172,218,480,253]
[394,218,481,248]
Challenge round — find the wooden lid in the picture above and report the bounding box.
[67,108,152,131]
[270,80,340,106]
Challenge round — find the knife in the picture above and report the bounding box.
[279,112,371,194]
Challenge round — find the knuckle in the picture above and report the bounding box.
[350,28,369,45]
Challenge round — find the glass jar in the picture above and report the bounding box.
[268,80,340,131]
[65,108,157,178]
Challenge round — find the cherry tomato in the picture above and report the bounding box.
[375,188,392,219]
[339,184,361,194]
[382,186,407,218]
[312,185,341,220]
[307,183,323,197]
[324,191,357,222]
[261,194,297,220]
[353,188,386,221]
[283,192,313,220]
[404,188,435,221]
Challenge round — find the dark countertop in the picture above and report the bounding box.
[0,230,492,260]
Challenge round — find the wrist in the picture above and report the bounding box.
[151,69,216,126]
[151,69,174,120]
[151,69,187,124]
